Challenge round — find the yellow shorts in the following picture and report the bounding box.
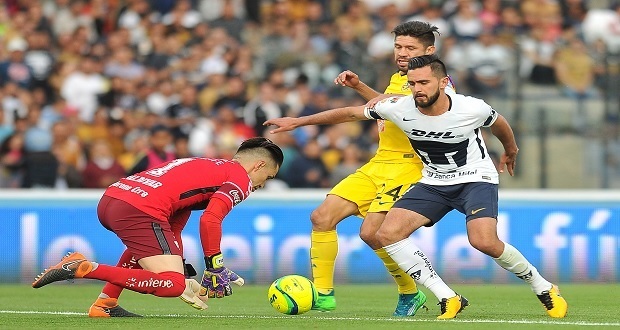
[329,161,424,218]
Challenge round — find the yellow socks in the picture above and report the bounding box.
[310,230,338,294]
[375,247,418,294]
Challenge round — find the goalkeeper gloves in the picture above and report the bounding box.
[200,253,245,298]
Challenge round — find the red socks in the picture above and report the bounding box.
[101,249,142,299]
[86,265,185,297]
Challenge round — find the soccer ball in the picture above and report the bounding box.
[267,275,318,315]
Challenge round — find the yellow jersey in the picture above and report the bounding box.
[370,72,420,163]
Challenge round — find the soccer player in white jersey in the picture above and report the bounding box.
[264,54,568,318]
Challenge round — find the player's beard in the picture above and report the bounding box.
[414,87,440,108]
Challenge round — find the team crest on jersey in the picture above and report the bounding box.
[401,82,409,91]
[378,97,400,106]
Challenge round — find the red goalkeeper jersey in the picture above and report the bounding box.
[104,157,252,256]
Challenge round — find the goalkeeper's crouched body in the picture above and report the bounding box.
[31,138,282,316]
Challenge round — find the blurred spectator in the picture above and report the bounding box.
[188,116,216,157]
[554,37,598,131]
[24,31,55,101]
[174,135,192,159]
[493,5,526,47]
[449,0,483,42]
[118,129,149,171]
[519,27,558,85]
[464,30,511,97]
[198,0,245,21]
[60,56,109,123]
[164,84,200,139]
[212,105,256,159]
[75,108,110,146]
[582,3,620,53]
[267,129,299,181]
[81,139,126,188]
[22,111,56,188]
[0,132,25,188]
[161,0,202,31]
[242,81,285,135]
[0,106,14,144]
[208,0,246,42]
[259,16,294,72]
[50,119,85,176]
[479,0,502,31]
[318,124,350,172]
[331,22,375,86]
[329,143,364,186]
[1,82,28,126]
[212,74,248,114]
[285,138,330,188]
[128,124,175,175]
[117,0,150,32]
[39,97,65,131]
[144,33,176,70]
[560,0,589,29]
[367,16,400,61]
[521,0,562,34]
[0,37,34,89]
[104,47,145,81]
[334,1,373,43]
[146,80,178,116]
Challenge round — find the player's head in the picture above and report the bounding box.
[234,137,283,191]
[407,54,448,108]
[392,21,440,73]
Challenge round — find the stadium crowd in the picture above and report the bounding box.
[0,0,618,189]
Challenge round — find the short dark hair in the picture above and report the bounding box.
[236,137,284,167]
[408,54,447,78]
[392,21,440,48]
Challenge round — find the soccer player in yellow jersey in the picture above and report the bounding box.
[266,21,466,318]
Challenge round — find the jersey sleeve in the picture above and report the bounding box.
[463,96,498,128]
[480,103,499,127]
[199,197,229,257]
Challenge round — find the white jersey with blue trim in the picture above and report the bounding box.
[364,93,499,186]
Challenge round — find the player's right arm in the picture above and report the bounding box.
[490,114,519,176]
[334,70,382,101]
[264,105,369,134]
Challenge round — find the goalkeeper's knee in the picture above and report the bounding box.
[150,271,186,297]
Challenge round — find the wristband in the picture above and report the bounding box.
[205,252,224,269]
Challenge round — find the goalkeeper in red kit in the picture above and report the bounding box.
[32,137,284,317]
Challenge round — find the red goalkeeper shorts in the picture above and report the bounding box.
[97,195,182,261]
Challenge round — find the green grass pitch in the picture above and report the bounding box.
[0,283,619,329]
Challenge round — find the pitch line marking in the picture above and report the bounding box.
[0,310,618,327]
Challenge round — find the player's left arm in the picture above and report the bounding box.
[198,182,247,299]
[489,114,519,176]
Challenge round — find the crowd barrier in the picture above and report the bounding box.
[1,190,618,284]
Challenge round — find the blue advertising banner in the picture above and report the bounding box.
[0,190,618,284]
